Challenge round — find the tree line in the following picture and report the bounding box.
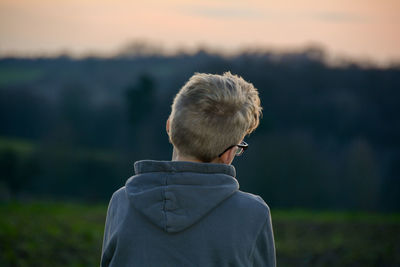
[0,48,399,211]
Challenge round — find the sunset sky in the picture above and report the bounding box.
[0,0,399,63]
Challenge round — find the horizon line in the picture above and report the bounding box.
[1,41,399,69]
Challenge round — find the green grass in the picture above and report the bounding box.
[0,202,399,267]
[0,201,106,267]
[0,136,118,162]
[273,210,400,266]
[273,209,400,223]
[0,137,35,157]
[0,67,44,86]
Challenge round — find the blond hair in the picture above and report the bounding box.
[168,72,262,162]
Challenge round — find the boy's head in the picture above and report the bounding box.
[168,72,262,162]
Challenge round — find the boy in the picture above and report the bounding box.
[101,72,276,266]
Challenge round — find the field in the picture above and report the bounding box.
[0,202,399,267]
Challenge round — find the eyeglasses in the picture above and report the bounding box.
[218,141,248,157]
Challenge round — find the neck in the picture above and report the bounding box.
[172,147,222,164]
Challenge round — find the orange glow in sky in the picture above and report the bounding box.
[0,0,399,62]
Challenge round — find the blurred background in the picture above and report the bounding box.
[0,0,399,266]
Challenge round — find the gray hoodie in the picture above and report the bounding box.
[101,160,276,267]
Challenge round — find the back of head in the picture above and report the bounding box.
[168,72,262,162]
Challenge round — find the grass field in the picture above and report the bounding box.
[0,201,399,267]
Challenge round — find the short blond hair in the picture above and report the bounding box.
[168,72,262,162]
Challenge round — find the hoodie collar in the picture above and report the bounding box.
[126,160,239,233]
[134,160,236,177]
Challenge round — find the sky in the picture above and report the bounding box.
[0,0,399,63]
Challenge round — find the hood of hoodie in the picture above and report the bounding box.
[125,160,239,233]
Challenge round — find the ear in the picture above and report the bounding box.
[219,146,236,165]
[166,118,170,135]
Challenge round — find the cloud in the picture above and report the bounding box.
[310,12,366,22]
[177,4,366,23]
[181,6,264,19]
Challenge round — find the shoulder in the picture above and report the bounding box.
[107,186,129,218]
[110,186,127,202]
[224,190,271,221]
[234,191,270,211]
